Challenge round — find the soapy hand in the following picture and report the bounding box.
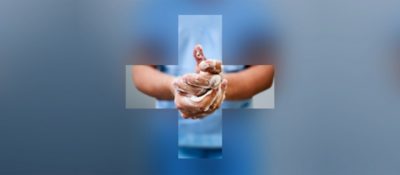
[172,45,227,119]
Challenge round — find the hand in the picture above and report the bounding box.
[174,73,223,96]
[173,79,227,119]
[172,44,227,119]
[193,44,222,74]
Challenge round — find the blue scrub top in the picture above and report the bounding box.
[156,15,251,148]
[133,0,275,148]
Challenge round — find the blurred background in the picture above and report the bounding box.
[1,0,400,175]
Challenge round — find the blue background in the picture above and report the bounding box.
[1,0,400,175]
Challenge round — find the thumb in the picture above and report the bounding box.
[193,44,206,65]
[199,60,222,74]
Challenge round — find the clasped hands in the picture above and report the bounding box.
[172,45,228,119]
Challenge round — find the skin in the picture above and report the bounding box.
[131,65,175,100]
[132,64,273,99]
[174,79,227,119]
[132,45,275,118]
[173,52,228,118]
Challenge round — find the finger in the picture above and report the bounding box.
[179,104,206,119]
[207,79,228,112]
[183,73,222,89]
[198,107,219,118]
[179,110,193,119]
[179,111,190,119]
[182,73,210,88]
[208,74,223,88]
[199,59,222,74]
[191,88,219,112]
[187,109,211,119]
[178,88,217,115]
[191,112,209,119]
[176,80,227,118]
[207,92,223,112]
[184,80,228,119]
[193,44,206,65]
[176,96,202,119]
[173,76,207,96]
[179,95,219,120]
[193,102,220,118]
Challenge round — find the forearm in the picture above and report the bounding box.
[224,65,274,100]
[131,65,175,100]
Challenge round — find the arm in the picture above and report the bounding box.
[131,65,175,100]
[224,65,274,100]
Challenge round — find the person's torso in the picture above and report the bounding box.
[156,15,251,148]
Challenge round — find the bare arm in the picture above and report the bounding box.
[224,65,274,100]
[131,65,175,100]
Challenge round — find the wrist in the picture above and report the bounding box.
[167,77,177,97]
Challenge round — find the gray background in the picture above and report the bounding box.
[1,0,400,175]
